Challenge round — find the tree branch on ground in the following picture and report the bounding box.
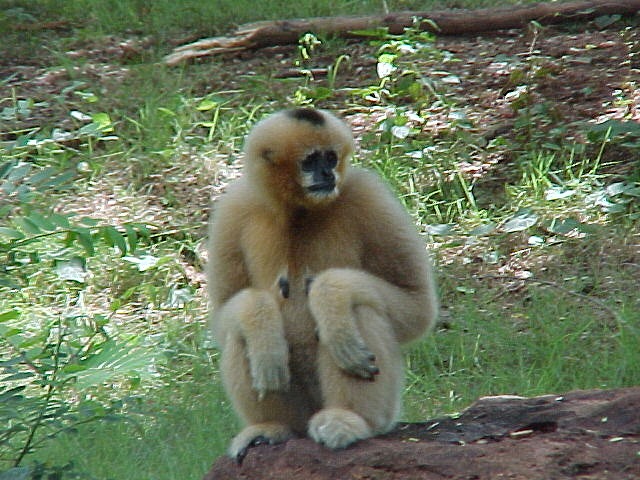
[164,0,640,65]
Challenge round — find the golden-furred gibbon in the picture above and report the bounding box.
[208,107,438,460]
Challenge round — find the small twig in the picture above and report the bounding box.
[475,274,622,323]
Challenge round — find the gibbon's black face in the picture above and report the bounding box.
[243,107,353,208]
[300,149,338,194]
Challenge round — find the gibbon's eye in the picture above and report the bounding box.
[325,150,338,169]
[301,151,323,172]
[301,149,338,193]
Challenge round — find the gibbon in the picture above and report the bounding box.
[208,107,438,460]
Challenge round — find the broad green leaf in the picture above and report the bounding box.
[103,226,127,255]
[501,210,538,232]
[0,310,20,322]
[0,227,25,240]
[39,170,75,189]
[197,99,218,111]
[71,339,156,390]
[124,224,138,253]
[547,218,582,235]
[6,163,31,182]
[134,223,151,240]
[79,217,99,227]
[25,166,57,186]
[72,228,95,256]
[468,223,496,236]
[62,364,88,374]
[91,112,113,132]
[49,213,71,228]
[28,211,56,231]
[15,216,40,235]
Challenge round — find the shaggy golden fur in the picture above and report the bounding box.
[208,108,438,459]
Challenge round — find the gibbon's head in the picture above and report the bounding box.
[243,108,354,209]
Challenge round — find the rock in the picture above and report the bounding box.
[204,387,640,479]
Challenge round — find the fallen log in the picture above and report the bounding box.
[165,0,640,65]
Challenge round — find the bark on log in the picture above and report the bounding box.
[204,387,640,480]
[164,0,640,65]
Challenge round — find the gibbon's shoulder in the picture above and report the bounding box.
[209,176,261,231]
[341,167,404,213]
[215,176,260,210]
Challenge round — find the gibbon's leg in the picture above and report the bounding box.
[308,304,404,449]
[216,289,294,459]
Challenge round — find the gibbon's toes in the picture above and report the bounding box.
[249,352,291,399]
[308,408,372,449]
[229,424,293,462]
[329,335,379,380]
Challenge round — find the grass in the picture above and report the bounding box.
[1,0,639,478]
[405,272,640,420]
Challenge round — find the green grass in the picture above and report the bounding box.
[1,0,639,478]
[405,282,640,420]
[34,376,236,480]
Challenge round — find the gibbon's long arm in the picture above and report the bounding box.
[312,168,437,345]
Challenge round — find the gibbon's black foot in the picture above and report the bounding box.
[278,276,290,299]
[235,435,269,464]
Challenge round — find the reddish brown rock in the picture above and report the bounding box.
[204,387,640,479]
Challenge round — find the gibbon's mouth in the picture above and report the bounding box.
[308,183,336,193]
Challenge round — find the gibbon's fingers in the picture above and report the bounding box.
[326,329,379,380]
[248,347,291,400]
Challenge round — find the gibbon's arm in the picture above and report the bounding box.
[208,189,291,398]
[309,169,437,356]
[207,187,253,341]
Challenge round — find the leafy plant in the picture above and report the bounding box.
[0,210,151,290]
[0,310,157,474]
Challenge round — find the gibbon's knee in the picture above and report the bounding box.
[307,268,384,314]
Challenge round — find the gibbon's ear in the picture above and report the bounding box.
[260,148,275,163]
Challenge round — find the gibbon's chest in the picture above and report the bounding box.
[241,205,362,289]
